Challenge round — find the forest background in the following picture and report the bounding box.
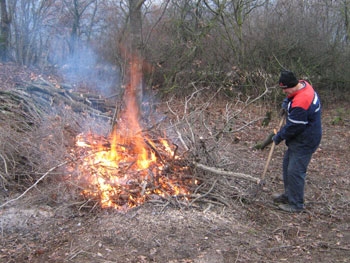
[0,0,349,103]
[0,1,349,262]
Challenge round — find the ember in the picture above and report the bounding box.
[70,56,195,210]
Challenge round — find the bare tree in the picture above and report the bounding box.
[10,0,59,65]
[203,0,266,65]
[63,0,98,55]
[341,0,350,43]
[126,0,146,113]
[0,0,348,96]
[0,0,10,61]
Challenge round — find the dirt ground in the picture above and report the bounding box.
[0,66,349,262]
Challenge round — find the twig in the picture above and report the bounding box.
[273,54,286,69]
[176,129,189,151]
[172,143,179,161]
[0,153,8,183]
[213,79,271,138]
[0,161,68,209]
[189,179,218,206]
[230,117,264,133]
[144,139,165,164]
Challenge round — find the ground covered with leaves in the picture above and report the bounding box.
[0,64,349,262]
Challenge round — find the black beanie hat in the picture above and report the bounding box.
[279,70,299,89]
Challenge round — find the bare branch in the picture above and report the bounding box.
[193,162,260,184]
[0,161,68,209]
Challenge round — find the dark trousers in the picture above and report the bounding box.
[282,149,313,209]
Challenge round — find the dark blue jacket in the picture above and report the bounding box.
[274,80,322,153]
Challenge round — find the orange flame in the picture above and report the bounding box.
[71,55,194,210]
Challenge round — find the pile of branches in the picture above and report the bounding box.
[0,72,272,210]
[151,84,272,208]
[0,78,113,191]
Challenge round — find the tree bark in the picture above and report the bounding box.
[128,0,145,111]
[0,0,10,61]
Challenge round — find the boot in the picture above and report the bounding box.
[278,204,304,213]
[272,193,288,204]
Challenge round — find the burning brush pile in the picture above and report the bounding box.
[69,127,196,210]
[68,59,197,211]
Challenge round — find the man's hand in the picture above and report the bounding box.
[280,98,289,116]
[279,108,287,117]
[272,134,282,145]
[254,132,274,150]
[282,98,289,110]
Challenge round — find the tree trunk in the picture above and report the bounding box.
[0,0,10,61]
[127,0,145,117]
[344,0,349,44]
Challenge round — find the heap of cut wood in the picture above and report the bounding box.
[0,77,117,188]
[22,78,116,118]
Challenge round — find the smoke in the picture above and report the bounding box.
[49,37,120,97]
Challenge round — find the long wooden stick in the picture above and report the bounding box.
[193,162,260,183]
[261,116,285,181]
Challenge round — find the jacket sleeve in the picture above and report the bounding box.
[274,107,308,143]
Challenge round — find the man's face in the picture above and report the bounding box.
[282,84,299,95]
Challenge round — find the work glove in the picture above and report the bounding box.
[254,132,274,150]
[272,134,282,145]
[282,98,289,110]
[280,98,289,116]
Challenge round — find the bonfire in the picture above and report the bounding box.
[69,56,196,210]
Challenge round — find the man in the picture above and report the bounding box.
[272,70,322,213]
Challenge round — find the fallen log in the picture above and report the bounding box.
[193,162,260,184]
